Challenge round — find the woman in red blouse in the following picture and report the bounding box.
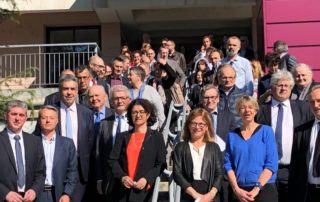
[108,99,166,202]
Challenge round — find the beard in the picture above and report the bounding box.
[226,48,238,57]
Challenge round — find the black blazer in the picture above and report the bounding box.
[216,109,238,144]
[53,102,94,182]
[0,129,46,200]
[108,128,167,202]
[38,134,78,200]
[44,91,60,106]
[173,141,223,201]
[255,99,313,128]
[288,119,314,202]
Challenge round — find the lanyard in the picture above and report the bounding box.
[130,84,145,100]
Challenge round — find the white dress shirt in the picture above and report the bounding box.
[42,133,56,186]
[60,102,78,150]
[308,119,320,184]
[271,99,294,165]
[8,129,26,192]
[188,142,206,180]
[112,112,129,145]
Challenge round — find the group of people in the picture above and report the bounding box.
[0,34,319,202]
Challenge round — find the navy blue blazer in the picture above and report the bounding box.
[0,129,46,200]
[38,134,78,200]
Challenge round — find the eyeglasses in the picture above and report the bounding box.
[77,76,90,81]
[112,97,129,101]
[190,122,207,129]
[90,63,105,69]
[275,84,291,89]
[131,110,147,116]
[203,96,218,101]
[221,76,235,80]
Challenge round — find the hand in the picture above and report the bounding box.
[248,187,260,199]
[234,187,255,202]
[200,193,214,202]
[97,180,103,195]
[5,191,24,202]
[23,189,36,202]
[121,176,134,189]
[201,45,206,52]
[59,195,70,202]
[192,192,204,201]
[133,177,147,190]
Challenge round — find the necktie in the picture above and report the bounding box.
[14,135,25,188]
[312,122,320,177]
[113,115,122,145]
[66,108,73,139]
[275,103,284,159]
[94,112,101,134]
[212,112,218,136]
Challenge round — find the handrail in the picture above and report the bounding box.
[0,42,99,48]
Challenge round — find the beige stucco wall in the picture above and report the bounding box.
[0,11,120,58]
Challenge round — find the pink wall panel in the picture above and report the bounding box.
[265,22,320,48]
[265,0,320,23]
[263,0,320,81]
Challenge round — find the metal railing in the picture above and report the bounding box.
[0,43,100,87]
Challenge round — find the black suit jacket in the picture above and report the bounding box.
[255,99,313,128]
[288,119,314,202]
[53,103,94,182]
[173,141,223,202]
[216,109,238,144]
[44,92,60,106]
[38,134,78,200]
[0,129,46,200]
[108,129,166,202]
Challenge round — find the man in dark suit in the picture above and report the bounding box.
[273,40,297,72]
[44,69,75,105]
[200,84,237,202]
[96,85,131,199]
[36,105,78,202]
[86,84,113,201]
[53,74,95,202]
[289,85,320,202]
[0,100,46,202]
[256,70,314,202]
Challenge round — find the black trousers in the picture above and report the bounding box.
[306,184,320,202]
[230,183,278,202]
[277,165,290,202]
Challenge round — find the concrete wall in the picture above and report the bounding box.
[0,12,121,60]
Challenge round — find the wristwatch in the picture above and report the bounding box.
[254,181,263,189]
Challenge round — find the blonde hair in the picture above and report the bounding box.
[251,59,264,79]
[235,95,259,114]
[182,108,214,142]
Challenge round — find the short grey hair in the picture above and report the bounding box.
[200,84,219,100]
[5,100,28,113]
[270,70,295,89]
[273,40,288,54]
[110,85,130,99]
[38,105,58,117]
[291,63,313,77]
[59,74,78,89]
[217,63,236,78]
[130,66,146,81]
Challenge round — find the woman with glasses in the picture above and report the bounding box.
[224,95,278,202]
[173,108,223,202]
[108,99,166,202]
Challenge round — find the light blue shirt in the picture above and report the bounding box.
[7,129,26,192]
[42,133,56,185]
[221,55,254,95]
[94,107,106,123]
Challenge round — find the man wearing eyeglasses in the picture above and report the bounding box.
[88,55,111,96]
[217,64,245,127]
[256,70,313,202]
[96,85,131,200]
[200,84,237,202]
